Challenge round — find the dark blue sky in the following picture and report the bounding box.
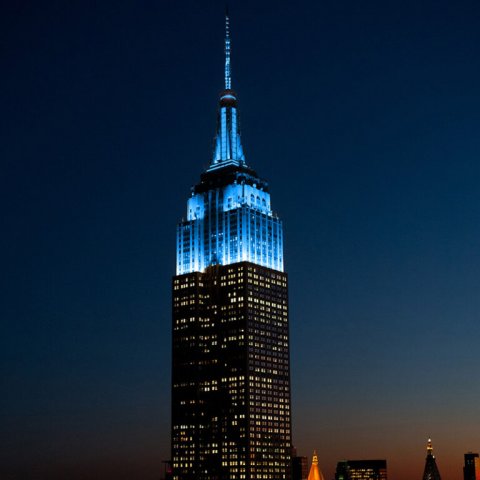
[1,1,480,479]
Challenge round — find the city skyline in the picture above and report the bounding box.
[2,1,480,479]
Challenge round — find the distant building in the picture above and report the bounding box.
[161,460,173,480]
[292,455,308,480]
[335,460,387,480]
[422,438,441,480]
[308,451,325,480]
[464,453,480,480]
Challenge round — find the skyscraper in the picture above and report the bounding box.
[422,439,442,480]
[335,460,387,480]
[464,453,480,480]
[171,13,291,480]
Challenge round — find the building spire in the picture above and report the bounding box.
[308,450,325,480]
[209,9,246,171]
[427,438,433,456]
[225,8,231,89]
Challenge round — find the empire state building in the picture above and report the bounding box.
[171,14,292,480]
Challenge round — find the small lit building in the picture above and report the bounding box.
[335,459,387,480]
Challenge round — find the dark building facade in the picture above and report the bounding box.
[292,456,308,480]
[171,13,291,480]
[335,460,387,480]
[464,453,480,480]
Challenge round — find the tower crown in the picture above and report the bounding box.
[176,12,284,275]
[308,450,325,480]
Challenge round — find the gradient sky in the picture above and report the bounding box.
[2,1,480,479]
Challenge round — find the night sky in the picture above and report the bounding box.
[2,1,480,479]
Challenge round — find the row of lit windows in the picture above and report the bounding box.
[250,400,289,409]
[250,381,289,390]
[246,297,286,306]
[221,278,244,286]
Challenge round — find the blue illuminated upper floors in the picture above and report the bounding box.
[176,180,284,274]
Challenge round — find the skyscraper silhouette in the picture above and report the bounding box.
[422,439,442,480]
[171,13,291,480]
